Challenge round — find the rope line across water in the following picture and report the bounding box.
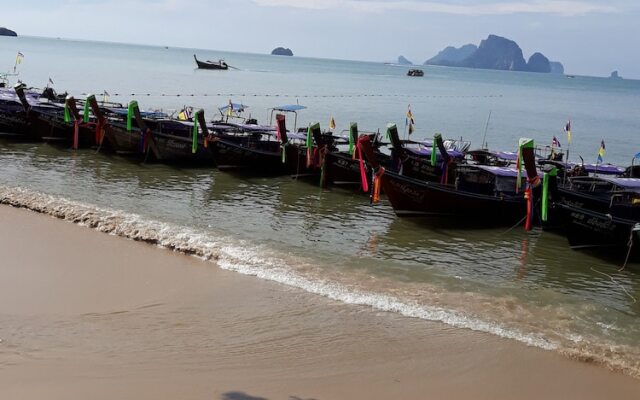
[93,92,504,99]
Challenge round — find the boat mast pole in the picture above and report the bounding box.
[481,110,491,150]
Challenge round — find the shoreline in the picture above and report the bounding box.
[2,204,640,399]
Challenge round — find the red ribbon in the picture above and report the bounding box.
[95,120,103,145]
[356,142,369,193]
[524,187,533,231]
[72,120,79,150]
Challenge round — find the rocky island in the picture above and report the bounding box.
[426,44,477,65]
[425,35,564,74]
[0,27,17,36]
[610,70,622,79]
[549,62,564,75]
[397,55,413,65]
[271,47,293,56]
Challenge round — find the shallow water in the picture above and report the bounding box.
[1,36,640,378]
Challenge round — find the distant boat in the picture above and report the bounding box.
[407,69,424,77]
[193,54,229,70]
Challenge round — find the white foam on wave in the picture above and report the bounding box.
[0,186,221,260]
[216,246,558,351]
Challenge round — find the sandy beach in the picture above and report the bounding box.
[1,204,639,399]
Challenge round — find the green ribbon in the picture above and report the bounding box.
[192,109,203,154]
[64,98,71,123]
[431,133,441,167]
[127,101,138,132]
[349,122,357,156]
[307,123,319,150]
[83,95,94,123]
[516,138,534,192]
[541,167,557,222]
[386,124,396,141]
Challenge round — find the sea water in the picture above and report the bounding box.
[1,36,639,377]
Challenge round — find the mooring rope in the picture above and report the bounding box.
[590,267,637,304]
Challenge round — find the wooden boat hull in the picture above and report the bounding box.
[324,151,364,186]
[393,152,454,183]
[194,55,229,70]
[106,124,212,164]
[35,112,96,148]
[380,171,527,224]
[284,145,324,180]
[556,187,640,252]
[559,202,640,256]
[0,106,34,140]
[105,124,146,156]
[152,133,214,165]
[211,138,288,175]
[0,106,97,147]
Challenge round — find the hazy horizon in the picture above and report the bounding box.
[2,0,639,79]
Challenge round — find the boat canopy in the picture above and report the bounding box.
[468,149,519,160]
[0,87,42,105]
[474,165,521,177]
[269,104,307,132]
[272,104,307,112]
[473,165,542,178]
[598,176,640,189]
[495,151,518,161]
[582,163,625,175]
[406,147,464,159]
[105,107,168,119]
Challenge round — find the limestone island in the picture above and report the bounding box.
[271,47,293,56]
[610,70,622,79]
[397,55,413,65]
[425,35,564,74]
[0,27,17,37]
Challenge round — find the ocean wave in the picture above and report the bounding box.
[0,186,220,260]
[1,185,639,379]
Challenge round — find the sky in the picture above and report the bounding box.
[2,0,640,78]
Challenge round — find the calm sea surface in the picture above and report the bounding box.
[1,36,640,377]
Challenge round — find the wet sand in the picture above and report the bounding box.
[1,204,639,400]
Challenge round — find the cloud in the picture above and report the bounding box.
[252,0,618,16]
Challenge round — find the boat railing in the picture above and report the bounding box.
[536,145,564,161]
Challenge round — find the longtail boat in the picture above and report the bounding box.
[143,109,214,164]
[193,54,229,70]
[1,85,67,141]
[359,135,541,227]
[0,86,40,139]
[549,173,640,259]
[103,101,214,164]
[211,113,287,175]
[280,121,344,182]
[12,84,101,148]
[385,124,467,184]
[320,122,386,192]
